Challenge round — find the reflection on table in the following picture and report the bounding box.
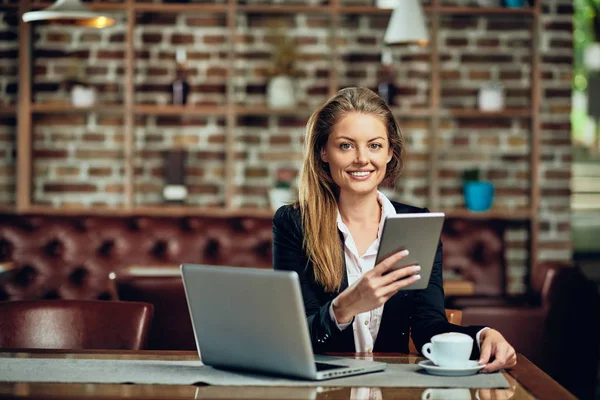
[0,350,576,399]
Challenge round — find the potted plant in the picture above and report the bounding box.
[264,20,301,108]
[584,0,600,71]
[462,168,494,212]
[64,61,96,107]
[269,168,296,211]
[502,0,526,7]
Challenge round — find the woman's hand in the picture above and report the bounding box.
[478,329,517,372]
[332,249,421,324]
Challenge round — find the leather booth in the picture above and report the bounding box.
[0,212,508,352]
[0,213,504,302]
[0,214,273,301]
[0,212,596,397]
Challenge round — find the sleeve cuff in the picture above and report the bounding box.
[329,302,352,331]
[476,327,490,350]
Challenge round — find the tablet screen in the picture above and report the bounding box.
[375,213,445,290]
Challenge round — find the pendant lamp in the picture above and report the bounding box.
[384,0,428,45]
[22,0,116,28]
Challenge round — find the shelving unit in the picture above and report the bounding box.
[134,105,228,116]
[30,103,125,113]
[10,0,541,276]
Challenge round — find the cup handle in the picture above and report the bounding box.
[422,388,433,400]
[421,343,436,365]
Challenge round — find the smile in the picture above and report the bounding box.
[347,171,373,179]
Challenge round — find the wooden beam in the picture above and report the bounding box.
[330,0,340,97]
[16,0,32,211]
[124,0,135,209]
[224,0,236,209]
[428,3,440,210]
[529,0,542,286]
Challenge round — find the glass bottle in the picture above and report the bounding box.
[170,49,190,105]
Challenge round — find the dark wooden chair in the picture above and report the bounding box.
[0,300,154,350]
[116,275,196,350]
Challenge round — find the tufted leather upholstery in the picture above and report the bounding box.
[441,219,505,295]
[0,214,505,302]
[0,214,273,301]
[0,300,154,350]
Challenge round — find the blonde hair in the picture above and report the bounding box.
[298,87,405,292]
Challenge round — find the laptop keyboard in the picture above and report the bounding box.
[315,362,348,371]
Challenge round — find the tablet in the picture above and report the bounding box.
[375,212,445,290]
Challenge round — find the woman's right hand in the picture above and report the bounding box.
[331,249,421,324]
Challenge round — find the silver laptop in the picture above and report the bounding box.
[180,264,387,380]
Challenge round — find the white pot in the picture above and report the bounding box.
[376,0,399,8]
[71,85,96,107]
[478,84,504,111]
[267,76,296,108]
[269,188,294,211]
[584,43,600,72]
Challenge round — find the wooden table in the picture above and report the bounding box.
[0,350,575,399]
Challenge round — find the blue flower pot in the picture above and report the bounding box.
[464,181,494,212]
[503,0,526,7]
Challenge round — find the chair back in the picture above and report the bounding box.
[408,308,462,353]
[0,300,153,350]
[116,276,196,350]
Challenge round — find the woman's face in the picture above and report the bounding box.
[320,112,392,198]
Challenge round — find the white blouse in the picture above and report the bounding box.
[328,191,487,352]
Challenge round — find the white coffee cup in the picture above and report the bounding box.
[422,388,472,400]
[421,332,473,368]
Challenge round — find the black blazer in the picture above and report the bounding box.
[272,201,485,357]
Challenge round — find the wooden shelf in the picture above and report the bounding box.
[435,6,536,16]
[0,205,16,213]
[337,6,392,15]
[14,205,275,218]
[1,2,126,10]
[4,205,533,221]
[392,108,432,118]
[0,105,16,115]
[133,3,228,13]
[442,208,533,220]
[237,4,328,14]
[235,105,314,116]
[444,109,532,118]
[4,3,538,16]
[134,105,228,116]
[31,103,124,114]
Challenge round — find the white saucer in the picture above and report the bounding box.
[418,360,485,376]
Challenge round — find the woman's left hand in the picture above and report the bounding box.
[478,329,517,372]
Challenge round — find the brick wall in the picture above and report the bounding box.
[0,10,17,206]
[0,0,573,293]
[538,0,573,271]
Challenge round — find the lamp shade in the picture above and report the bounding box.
[384,0,428,45]
[22,0,116,28]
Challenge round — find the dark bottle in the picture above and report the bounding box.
[377,48,396,106]
[170,49,190,105]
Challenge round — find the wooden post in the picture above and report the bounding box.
[225,0,236,209]
[528,0,542,287]
[124,0,135,209]
[16,0,32,212]
[428,0,440,210]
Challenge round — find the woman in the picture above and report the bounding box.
[272,87,516,372]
